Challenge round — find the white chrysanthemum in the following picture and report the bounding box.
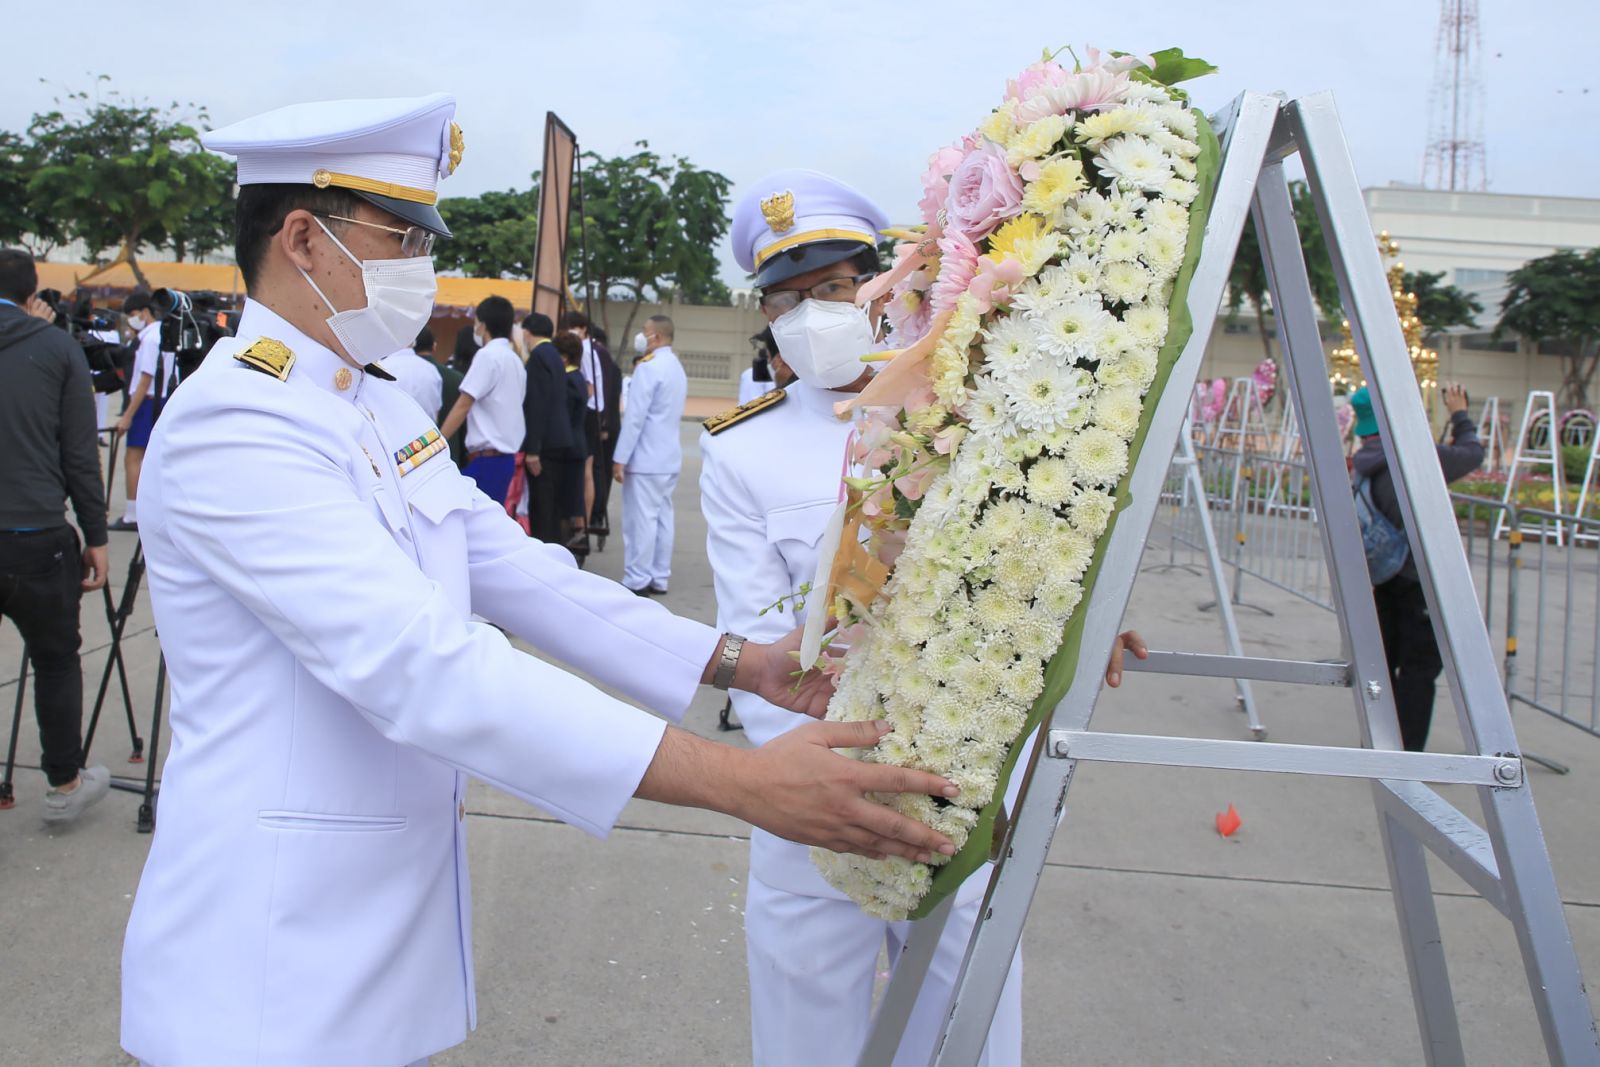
[1009,269,1070,318]
[1075,107,1159,147]
[972,586,1029,636]
[1065,426,1132,487]
[1102,227,1143,263]
[962,375,1016,440]
[897,668,937,706]
[980,315,1035,375]
[1172,156,1199,181]
[1141,226,1186,279]
[1141,198,1190,232]
[1096,319,1134,361]
[1026,456,1076,509]
[930,802,981,839]
[875,728,916,766]
[1122,80,1174,106]
[982,497,1029,541]
[1094,384,1145,437]
[994,550,1043,597]
[1103,191,1144,229]
[1095,135,1174,192]
[1064,191,1110,233]
[1101,260,1154,305]
[1038,581,1085,618]
[998,661,1046,705]
[1160,104,1200,140]
[1098,347,1159,390]
[894,608,937,643]
[951,654,1006,698]
[1055,252,1101,295]
[1048,526,1097,583]
[1124,304,1170,346]
[1068,486,1118,539]
[1163,176,1200,204]
[1020,503,1058,544]
[1013,615,1059,659]
[1032,297,1114,357]
[1000,356,1095,432]
[1150,127,1201,161]
[921,689,972,743]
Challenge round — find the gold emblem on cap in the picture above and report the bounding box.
[334,367,354,391]
[760,190,796,234]
[448,122,465,175]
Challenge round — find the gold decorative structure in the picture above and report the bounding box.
[1327,232,1439,414]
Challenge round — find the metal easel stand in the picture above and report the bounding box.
[1496,391,1564,545]
[859,91,1598,1067]
[0,645,27,809]
[80,538,148,767]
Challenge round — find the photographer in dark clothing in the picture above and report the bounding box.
[1350,383,1484,751]
[0,249,111,822]
[520,313,573,543]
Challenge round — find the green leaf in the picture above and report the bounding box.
[1119,47,1218,87]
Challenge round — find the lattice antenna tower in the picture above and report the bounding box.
[1421,0,1488,190]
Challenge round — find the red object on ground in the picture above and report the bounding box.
[1215,803,1243,837]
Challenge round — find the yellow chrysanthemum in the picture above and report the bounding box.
[980,100,1018,145]
[1021,157,1087,216]
[1075,107,1154,146]
[1005,114,1069,166]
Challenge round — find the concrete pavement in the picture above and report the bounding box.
[0,422,1596,1065]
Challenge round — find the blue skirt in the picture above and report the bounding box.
[463,452,516,505]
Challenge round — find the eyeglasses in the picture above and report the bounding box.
[758,272,877,315]
[318,213,437,258]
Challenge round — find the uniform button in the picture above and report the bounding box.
[334,368,353,391]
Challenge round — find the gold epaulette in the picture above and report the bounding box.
[636,353,656,364]
[234,337,296,381]
[704,388,786,436]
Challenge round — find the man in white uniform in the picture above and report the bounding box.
[611,313,686,595]
[110,292,163,531]
[704,172,1143,1066]
[120,96,963,1067]
[379,328,444,421]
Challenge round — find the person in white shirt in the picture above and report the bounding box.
[440,296,526,505]
[110,292,163,531]
[611,314,687,595]
[380,326,444,422]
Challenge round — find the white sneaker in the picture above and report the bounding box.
[42,765,110,825]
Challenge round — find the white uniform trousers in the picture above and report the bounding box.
[621,471,677,591]
[745,872,1023,1067]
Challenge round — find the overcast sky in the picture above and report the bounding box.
[9,1,1597,286]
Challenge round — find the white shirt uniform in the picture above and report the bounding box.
[121,300,719,1067]
[380,345,445,422]
[699,379,1021,1067]
[580,338,605,414]
[457,335,525,454]
[612,345,686,474]
[132,320,162,394]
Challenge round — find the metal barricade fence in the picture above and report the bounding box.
[1505,505,1600,739]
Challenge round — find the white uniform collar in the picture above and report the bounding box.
[480,336,517,360]
[788,378,856,419]
[235,299,369,404]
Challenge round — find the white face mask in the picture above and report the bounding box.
[299,217,437,366]
[769,299,877,389]
[632,331,648,355]
[127,314,145,332]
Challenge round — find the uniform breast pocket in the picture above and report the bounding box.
[402,462,476,574]
[764,499,840,550]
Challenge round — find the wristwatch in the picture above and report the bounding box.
[712,634,747,691]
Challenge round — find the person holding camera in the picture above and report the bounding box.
[110,292,163,532]
[0,249,112,823]
[1350,383,1484,751]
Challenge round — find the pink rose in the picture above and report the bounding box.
[918,141,968,226]
[943,141,1024,242]
[930,231,980,313]
[886,282,935,347]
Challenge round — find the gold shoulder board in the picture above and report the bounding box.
[234,337,296,382]
[704,388,786,436]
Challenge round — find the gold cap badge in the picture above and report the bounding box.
[760,190,795,234]
[447,121,465,175]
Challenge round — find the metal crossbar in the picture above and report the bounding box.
[857,91,1598,1067]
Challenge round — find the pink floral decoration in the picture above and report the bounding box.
[1252,358,1277,406]
[969,254,1027,313]
[930,231,980,313]
[1004,60,1070,105]
[943,141,1025,242]
[918,141,968,227]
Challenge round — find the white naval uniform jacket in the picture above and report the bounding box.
[121,301,718,1067]
[699,381,997,904]
[613,345,687,474]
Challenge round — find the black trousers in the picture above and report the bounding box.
[1373,576,1444,752]
[0,526,85,785]
[586,410,617,529]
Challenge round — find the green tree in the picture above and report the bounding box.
[168,152,237,263]
[26,82,231,288]
[1401,269,1483,335]
[0,130,63,256]
[1496,248,1600,409]
[437,187,539,278]
[1225,180,1341,361]
[572,142,732,341]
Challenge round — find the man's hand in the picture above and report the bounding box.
[737,720,959,863]
[81,545,108,592]
[524,454,542,478]
[613,462,625,484]
[1105,629,1148,688]
[23,295,55,321]
[728,625,841,718]
[1442,382,1469,416]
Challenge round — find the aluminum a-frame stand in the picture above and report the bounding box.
[1497,391,1565,544]
[859,91,1598,1067]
